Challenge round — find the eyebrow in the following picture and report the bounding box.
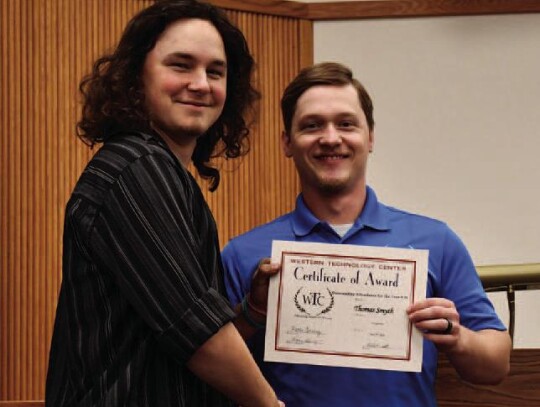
[297,114,323,122]
[166,52,227,68]
[297,112,357,121]
[301,112,358,119]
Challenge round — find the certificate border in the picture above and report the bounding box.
[274,251,418,362]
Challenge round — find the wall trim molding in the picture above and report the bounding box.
[207,0,309,18]
[306,0,540,20]
[207,0,540,20]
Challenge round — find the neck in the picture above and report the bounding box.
[151,125,197,167]
[301,183,367,224]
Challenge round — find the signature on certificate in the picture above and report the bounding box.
[363,342,390,350]
[286,337,323,346]
[286,325,325,336]
[285,325,325,346]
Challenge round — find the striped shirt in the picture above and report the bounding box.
[46,131,235,407]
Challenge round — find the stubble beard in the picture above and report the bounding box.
[308,171,352,196]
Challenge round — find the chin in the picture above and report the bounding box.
[171,123,209,138]
[172,115,219,135]
[317,180,349,194]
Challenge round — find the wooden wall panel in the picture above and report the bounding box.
[436,350,540,406]
[0,1,152,401]
[0,0,310,402]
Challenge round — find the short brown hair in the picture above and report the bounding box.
[281,62,374,134]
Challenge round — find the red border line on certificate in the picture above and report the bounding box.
[274,251,418,362]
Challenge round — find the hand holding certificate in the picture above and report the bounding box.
[264,240,428,372]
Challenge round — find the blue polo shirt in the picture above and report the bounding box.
[222,186,505,407]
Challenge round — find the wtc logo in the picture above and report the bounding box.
[294,287,334,316]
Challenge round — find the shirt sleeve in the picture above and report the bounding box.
[221,241,248,306]
[440,226,506,332]
[89,153,235,363]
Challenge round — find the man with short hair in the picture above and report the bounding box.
[223,62,511,407]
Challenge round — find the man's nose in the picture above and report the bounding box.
[187,69,211,93]
[319,125,342,145]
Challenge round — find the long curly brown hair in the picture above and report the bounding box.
[77,0,259,191]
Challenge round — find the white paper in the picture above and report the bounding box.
[265,240,428,372]
[513,289,540,349]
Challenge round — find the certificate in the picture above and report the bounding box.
[264,240,428,372]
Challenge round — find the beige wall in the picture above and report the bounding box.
[314,14,540,265]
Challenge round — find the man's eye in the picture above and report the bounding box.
[339,120,356,129]
[171,62,190,71]
[302,122,319,130]
[207,69,225,79]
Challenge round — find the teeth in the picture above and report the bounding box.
[320,155,343,160]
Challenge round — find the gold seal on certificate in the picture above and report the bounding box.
[264,240,428,372]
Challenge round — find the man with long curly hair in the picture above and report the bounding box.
[46,1,282,406]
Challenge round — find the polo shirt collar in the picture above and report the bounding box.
[291,186,390,237]
[358,186,390,231]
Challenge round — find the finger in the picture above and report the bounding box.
[260,263,280,276]
[414,317,455,334]
[251,258,267,279]
[441,318,454,335]
[407,297,455,313]
[422,321,459,350]
[250,258,280,296]
[408,304,453,319]
[256,258,281,277]
[410,313,460,328]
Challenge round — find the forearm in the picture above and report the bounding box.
[446,328,511,384]
[187,322,278,407]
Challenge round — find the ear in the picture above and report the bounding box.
[368,130,375,153]
[281,130,293,157]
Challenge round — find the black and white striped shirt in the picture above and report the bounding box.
[46,131,235,406]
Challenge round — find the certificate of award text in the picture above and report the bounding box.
[264,240,428,372]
